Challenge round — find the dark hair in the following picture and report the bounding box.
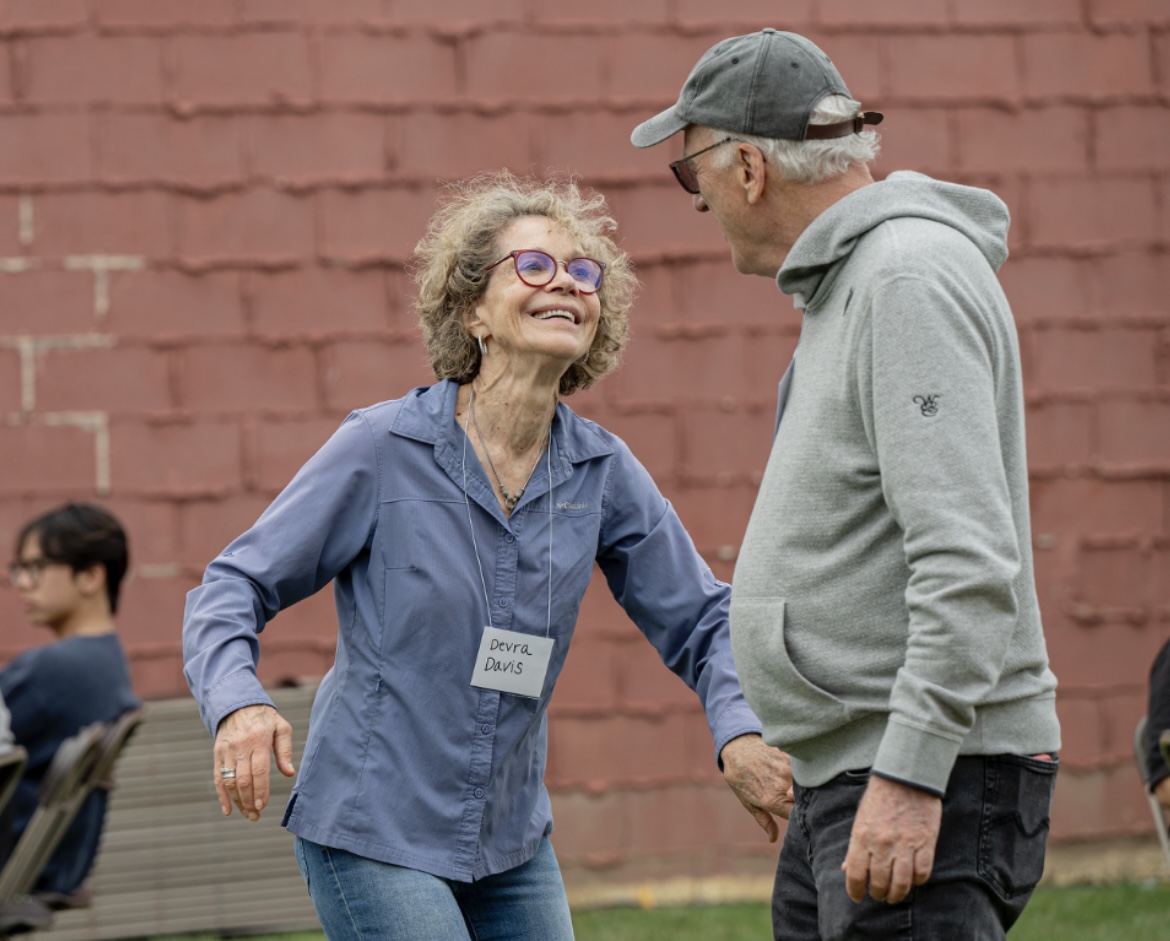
[16,503,130,614]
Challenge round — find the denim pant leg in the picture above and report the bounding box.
[455,837,575,941]
[772,780,824,941]
[773,756,1057,941]
[294,836,574,941]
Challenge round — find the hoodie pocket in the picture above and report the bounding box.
[729,597,851,740]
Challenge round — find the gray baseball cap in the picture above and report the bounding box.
[631,28,871,147]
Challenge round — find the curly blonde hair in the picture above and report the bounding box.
[412,171,636,396]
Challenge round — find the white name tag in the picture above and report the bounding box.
[470,626,554,699]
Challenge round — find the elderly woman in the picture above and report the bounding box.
[182,172,791,941]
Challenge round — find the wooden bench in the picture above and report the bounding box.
[36,686,320,941]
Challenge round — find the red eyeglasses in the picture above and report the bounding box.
[484,250,605,294]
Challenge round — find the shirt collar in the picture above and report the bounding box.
[390,379,614,464]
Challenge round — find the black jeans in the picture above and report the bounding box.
[773,755,1058,941]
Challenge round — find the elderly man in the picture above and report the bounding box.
[631,29,1060,941]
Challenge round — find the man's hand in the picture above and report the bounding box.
[720,733,795,842]
[213,704,295,822]
[843,775,942,904]
[1155,776,1170,811]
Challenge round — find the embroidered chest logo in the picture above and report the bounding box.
[913,394,941,417]
[557,501,588,510]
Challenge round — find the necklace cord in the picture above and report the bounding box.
[469,388,545,513]
[461,385,555,639]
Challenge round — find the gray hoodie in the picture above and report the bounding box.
[729,171,1060,795]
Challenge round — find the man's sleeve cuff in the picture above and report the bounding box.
[871,717,962,796]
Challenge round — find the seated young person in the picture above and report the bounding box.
[2,503,139,900]
[0,689,15,863]
[1148,638,1170,809]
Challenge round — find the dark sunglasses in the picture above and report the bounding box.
[669,113,884,194]
[669,137,741,195]
[484,250,605,294]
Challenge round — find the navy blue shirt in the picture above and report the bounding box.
[183,380,761,882]
[0,633,139,893]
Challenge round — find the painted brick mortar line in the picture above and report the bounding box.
[1067,606,1170,627]
[17,195,32,245]
[8,336,34,411]
[1059,683,1149,699]
[1027,389,1170,404]
[1028,466,1170,481]
[3,96,1168,115]
[70,23,1159,40]
[0,333,115,413]
[1081,535,1170,552]
[134,563,183,579]
[63,254,146,318]
[4,409,110,494]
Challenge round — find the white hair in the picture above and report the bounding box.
[704,95,880,184]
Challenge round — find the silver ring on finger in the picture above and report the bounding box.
[220,767,237,780]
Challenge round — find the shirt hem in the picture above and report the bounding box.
[285,815,545,884]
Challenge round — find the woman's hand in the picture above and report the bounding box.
[213,704,295,822]
[720,733,795,841]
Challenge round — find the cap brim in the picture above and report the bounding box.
[630,106,689,148]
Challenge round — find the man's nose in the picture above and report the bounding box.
[692,192,709,213]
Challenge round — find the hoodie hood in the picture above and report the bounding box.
[777,171,1010,310]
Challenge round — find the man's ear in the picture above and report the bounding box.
[734,142,768,205]
[74,563,107,599]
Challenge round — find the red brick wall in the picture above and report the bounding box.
[1,1,1167,880]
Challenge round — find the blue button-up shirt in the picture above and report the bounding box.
[183,380,761,882]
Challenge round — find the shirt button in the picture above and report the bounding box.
[474,788,485,799]
[497,597,509,607]
[481,724,493,735]
[504,533,515,544]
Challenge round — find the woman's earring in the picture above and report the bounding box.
[477,335,487,356]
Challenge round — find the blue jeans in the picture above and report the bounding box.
[773,755,1058,941]
[294,836,575,941]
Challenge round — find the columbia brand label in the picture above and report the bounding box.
[470,626,553,699]
[913,394,941,417]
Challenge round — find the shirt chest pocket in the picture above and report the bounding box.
[372,499,484,662]
[517,502,603,626]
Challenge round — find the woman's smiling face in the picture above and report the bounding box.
[469,216,601,375]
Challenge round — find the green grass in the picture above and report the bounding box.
[152,882,1170,940]
[573,901,769,939]
[1010,881,1170,940]
[578,884,1170,940]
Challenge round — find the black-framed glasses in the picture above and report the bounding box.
[483,250,606,294]
[8,557,53,587]
[669,137,741,194]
